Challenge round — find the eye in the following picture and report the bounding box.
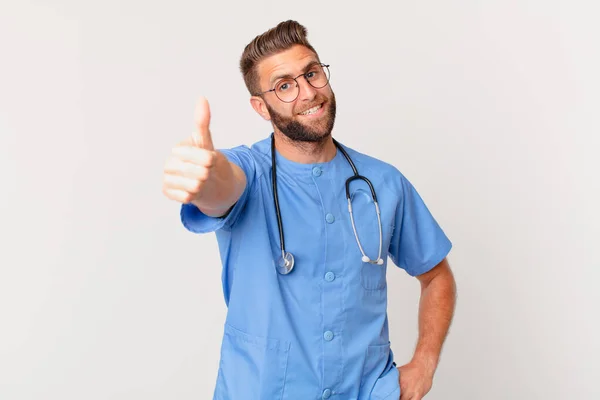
[276,79,294,92]
[306,66,322,80]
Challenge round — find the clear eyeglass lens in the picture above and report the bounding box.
[306,65,329,88]
[275,65,330,102]
[276,79,297,102]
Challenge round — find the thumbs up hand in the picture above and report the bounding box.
[163,97,238,214]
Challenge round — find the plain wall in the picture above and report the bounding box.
[1,0,598,399]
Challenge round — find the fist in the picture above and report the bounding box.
[162,97,219,204]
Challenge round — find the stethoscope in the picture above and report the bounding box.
[271,133,384,275]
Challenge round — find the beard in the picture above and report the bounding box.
[265,92,337,143]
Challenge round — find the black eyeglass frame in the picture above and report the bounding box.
[253,63,331,103]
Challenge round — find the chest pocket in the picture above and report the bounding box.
[348,188,390,290]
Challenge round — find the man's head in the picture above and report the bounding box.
[240,20,336,143]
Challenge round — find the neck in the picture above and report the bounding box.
[273,131,337,164]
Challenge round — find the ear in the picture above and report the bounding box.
[250,96,271,121]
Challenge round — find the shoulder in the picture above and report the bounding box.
[223,136,270,163]
[335,140,407,191]
[217,136,272,181]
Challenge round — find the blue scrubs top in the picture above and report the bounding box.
[181,135,452,400]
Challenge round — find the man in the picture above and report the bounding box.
[162,20,456,400]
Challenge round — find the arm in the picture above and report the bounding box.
[191,154,247,218]
[413,257,456,372]
[398,257,457,399]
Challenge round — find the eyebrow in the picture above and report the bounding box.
[270,61,320,86]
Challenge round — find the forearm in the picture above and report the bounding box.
[411,268,456,374]
[192,156,246,217]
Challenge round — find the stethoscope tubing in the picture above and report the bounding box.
[270,134,383,274]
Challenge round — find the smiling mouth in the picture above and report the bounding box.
[298,102,324,115]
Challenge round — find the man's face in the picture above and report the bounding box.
[255,45,336,143]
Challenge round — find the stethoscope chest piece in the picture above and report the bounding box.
[276,251,295,275]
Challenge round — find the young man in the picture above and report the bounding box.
[163,20,456,400]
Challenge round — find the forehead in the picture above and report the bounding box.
[257,45,319,84]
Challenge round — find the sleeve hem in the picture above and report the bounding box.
[180,203,230,234]
[405,241,453,277]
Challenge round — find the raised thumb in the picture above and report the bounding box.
[193,96,214,149]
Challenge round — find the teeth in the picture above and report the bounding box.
[300,104,321,115]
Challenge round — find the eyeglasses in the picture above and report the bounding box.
[255,63,331,103]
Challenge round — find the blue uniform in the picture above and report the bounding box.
[181,135,452,400]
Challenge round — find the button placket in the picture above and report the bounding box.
[313,161,343,396]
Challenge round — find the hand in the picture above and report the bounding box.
[397,360,435,400]
[162,97,227,206]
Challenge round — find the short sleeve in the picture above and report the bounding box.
[388,173,452,276]
[180,145,256,234]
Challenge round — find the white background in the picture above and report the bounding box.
[1,0,598,399]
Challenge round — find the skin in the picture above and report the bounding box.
[400,257,457,400]
[249,44,338,164]
[162,44,457,399]
[162,97,246,217]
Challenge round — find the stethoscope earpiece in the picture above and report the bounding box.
[362,255,385,265]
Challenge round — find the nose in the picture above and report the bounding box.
[296,77,317,102]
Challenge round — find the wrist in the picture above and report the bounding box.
[410,352,439,375]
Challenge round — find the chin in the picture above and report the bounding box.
[270,96,336,143]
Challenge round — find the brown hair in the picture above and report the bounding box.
[240,20,319,96]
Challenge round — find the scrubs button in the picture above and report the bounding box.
[322,389,332,399]
[312,166,322,177]
[325,272,335,282]
[325,213,335,223]
[323,331,334,341]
